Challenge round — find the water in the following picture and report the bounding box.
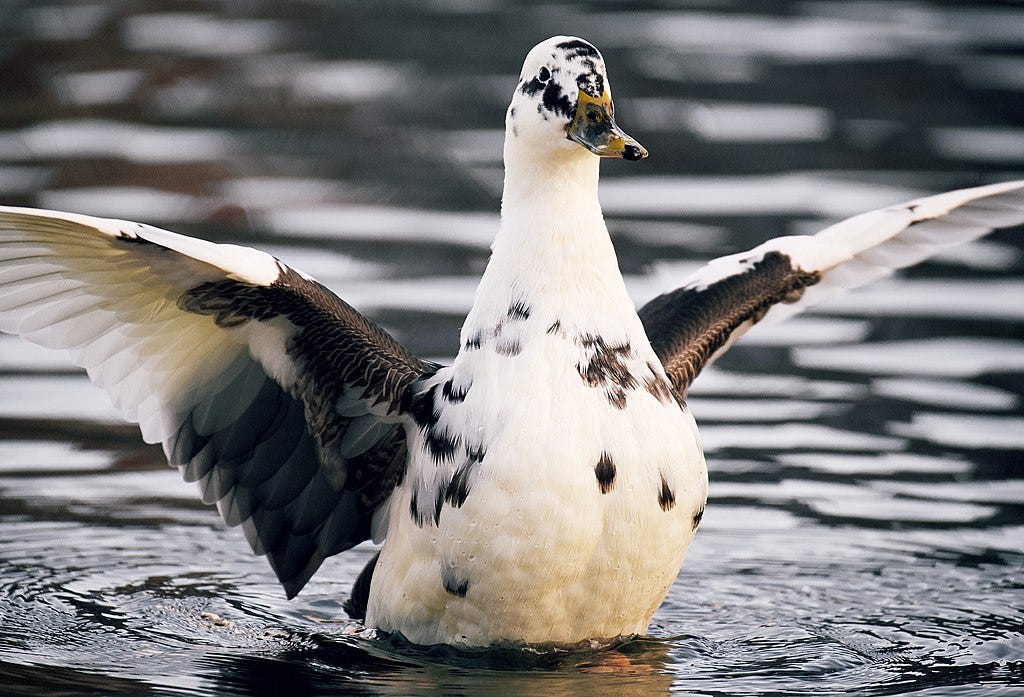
[1,1,1023,694]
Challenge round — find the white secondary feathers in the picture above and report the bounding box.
[681,180,1024,330]
[0,206,282,444]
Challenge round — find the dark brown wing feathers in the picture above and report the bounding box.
[639,251,820,396]
[177,265,435,597]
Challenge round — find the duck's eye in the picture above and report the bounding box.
[537,66,551,83]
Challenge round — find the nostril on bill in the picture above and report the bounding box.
[622,144,646,161]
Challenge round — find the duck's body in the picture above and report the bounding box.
[370,145,706,644]
[0,36,1022,649]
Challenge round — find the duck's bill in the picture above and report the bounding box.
[567,90,648,161]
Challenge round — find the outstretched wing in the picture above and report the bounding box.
[0,206,434,597]
[639,181,1024,396]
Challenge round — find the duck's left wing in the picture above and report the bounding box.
[0,206,434,597]
[638,181,1024,396]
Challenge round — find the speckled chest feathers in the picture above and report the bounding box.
[367,265,708,646]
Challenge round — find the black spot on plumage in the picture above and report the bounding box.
[507,300,531,321]
[445,461,475,508]
[442,378,469,404]
[409,384,437,427]
[425,429,459,464]
[546,319,563,336]
[576,335,638,408]
[442,570,469,598]
[495,339,522,357]
[692,502,706,530]
[606,388,628,410]
[411,485,447,527]
[442,443,485,509]
[433,486,445,524]
[595,452,616,494]
[658,474,676,512]
[467,443,486,464]
[410,384,459,464]
[464,331,483,350]
[643,362,675,406]
[410,489,423,525]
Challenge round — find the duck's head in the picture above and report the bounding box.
[507,36,647,161]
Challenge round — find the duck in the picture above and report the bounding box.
[0,35,1022,648]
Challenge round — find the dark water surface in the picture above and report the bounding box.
[1,1,1023,695]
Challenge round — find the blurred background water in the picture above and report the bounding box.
[0,1,1023,695]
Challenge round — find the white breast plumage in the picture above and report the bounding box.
[368,287,708,645]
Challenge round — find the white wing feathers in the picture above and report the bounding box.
[0,206,270,444]
[789,180,1024,321]
[640,181,1024,393]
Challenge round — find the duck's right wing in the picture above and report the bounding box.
[638,181,1024,396]
[0,206,436,598]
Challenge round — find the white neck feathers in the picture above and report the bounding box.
[461,139,636,343]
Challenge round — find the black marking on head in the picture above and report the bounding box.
[638,250,822,397]
[507,300,531,321]
[464,331,483,350]
[658,474,676,511]
[521,74,546,97]
[595,452,616,494]
[521,62,557,97]
[536,79,573,120]
[576,72,604,99]
[692,502,705,530]
[442,570,469,598]
[546,319,563,336]
[556,39,600,59]
[495,339,522,357]
[442,378,469,404]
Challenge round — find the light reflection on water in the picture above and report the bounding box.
[1,0,1023,695]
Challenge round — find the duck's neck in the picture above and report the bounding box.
[462,141,633,341]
